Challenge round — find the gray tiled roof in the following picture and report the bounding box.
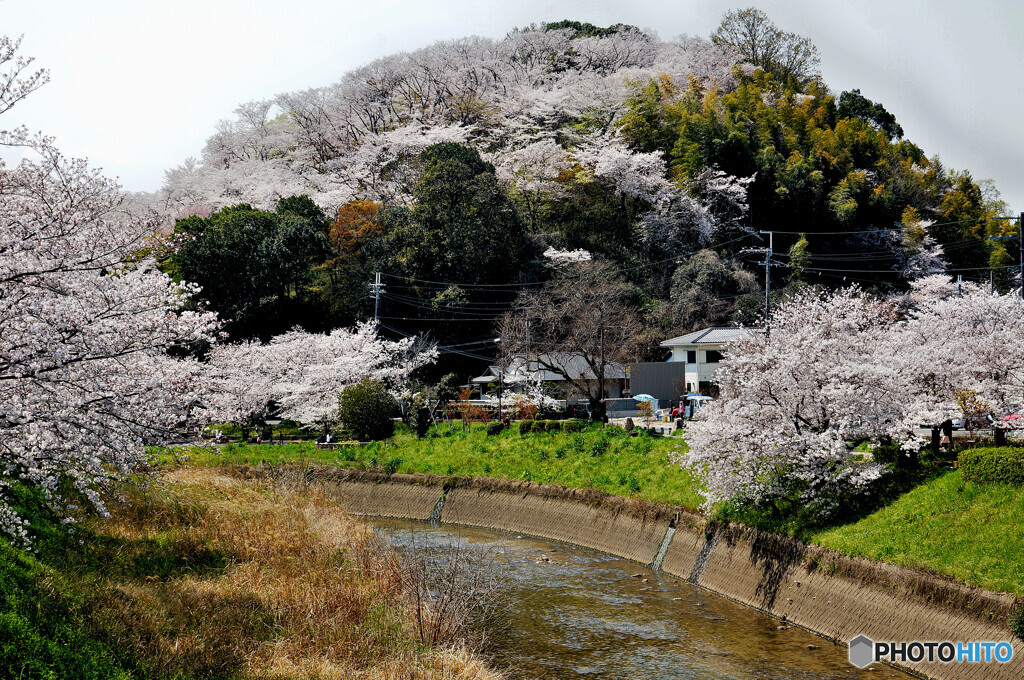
[660,327,760,347]
[499,353,627,381]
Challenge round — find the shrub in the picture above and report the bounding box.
[959,447,1024,485]
[605,425,625,436]
[589,434,610,457]
[434,373,461,403]
[872,443,899,465]
[337,378,399,441]
[510,394,538,421]
[543,420,562,433]
[410,406,431,438]
[1010,603,1024,640]
[486,422,505,436]
[570,433,586,454]
[518,420,534,435]
[562,419,586,433]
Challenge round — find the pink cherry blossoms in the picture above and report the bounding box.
[678,280,1024,518]
[0,129,219,543]
[202,322,437,428]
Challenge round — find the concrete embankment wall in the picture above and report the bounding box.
[233,466,1020,680]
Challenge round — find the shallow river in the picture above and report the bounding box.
[374,519,913,680]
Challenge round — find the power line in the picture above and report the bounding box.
[377,322,496,361]
[761,215,1018,236]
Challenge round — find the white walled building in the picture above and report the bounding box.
[660,327,758,395]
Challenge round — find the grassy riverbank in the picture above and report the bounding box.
[155,430,1024,598]
[0,468,500,680]
[812,469,1024,596]
[159,423,702,510]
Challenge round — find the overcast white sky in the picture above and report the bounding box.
[3,0,1022,213]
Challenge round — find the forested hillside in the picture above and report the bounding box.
[152,10,1018,366]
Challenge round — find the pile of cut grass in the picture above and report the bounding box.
[0,468,501,680]
[158,423,702,510]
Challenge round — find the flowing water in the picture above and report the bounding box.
[375,519,914,680]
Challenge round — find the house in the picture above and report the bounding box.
[628,326,760,402]
[661,327,758,395]
[470,352,626,405]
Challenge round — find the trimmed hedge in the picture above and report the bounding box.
[485,422,505,436]
[518,419,572,434]
[959,447,1024,485]
[562,419,586,433]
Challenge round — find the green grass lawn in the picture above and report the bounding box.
[157,423,703,510]
[811,470,1024,595]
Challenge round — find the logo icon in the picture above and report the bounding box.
[849,634,874,668]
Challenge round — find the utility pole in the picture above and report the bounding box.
[739,231,773,322]
[599,324,606,409]
[762,231,773,321]
[371,271,385,323]
[497,369,503,421]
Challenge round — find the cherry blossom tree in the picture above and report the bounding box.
[0,38,218,543]
[678,279,1024,519]
[200,339,276,438]
[889,278,1024,432]
[153,24,748,214]
[0,35,49,116]
[676,287,894,519]
[203,323,436,430]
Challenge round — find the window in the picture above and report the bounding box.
[686,350,697,364]
[705,350,724,363]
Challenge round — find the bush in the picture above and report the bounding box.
[1010,603,1024,641]
[959,447,1024,485]
[486,422,505,436]
[605,424,625,436]
[337,378,399,441]
[562,419,586,433]
[518,420,534,435]
[543,420,562,433]
[873,442,908,466]
[589,434,610,457]
[410,406,431,438]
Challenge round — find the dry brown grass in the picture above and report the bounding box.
[87,467,503,680]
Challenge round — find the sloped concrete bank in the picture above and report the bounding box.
[229,466,1020,680]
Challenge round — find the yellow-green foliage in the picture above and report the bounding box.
[157,424,700,509]
[959,447,1024,486]
[812,471,1024,596]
